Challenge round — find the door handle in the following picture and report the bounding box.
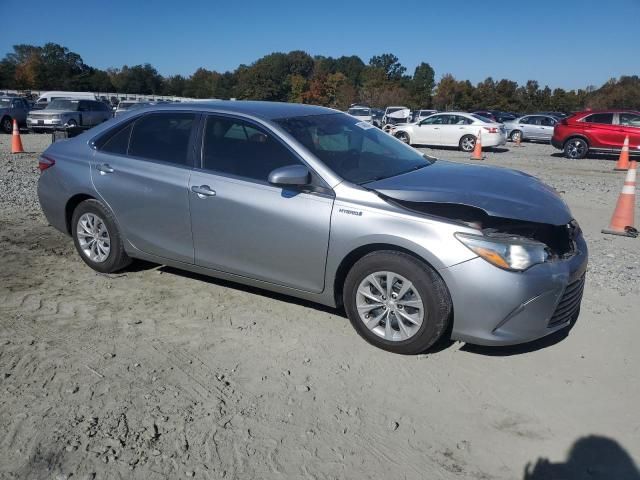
[191,185,216,198]
[96,163,114,174]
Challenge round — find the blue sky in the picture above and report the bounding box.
[2,0,638,89]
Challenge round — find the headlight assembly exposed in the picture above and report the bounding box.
[455,232,550,271]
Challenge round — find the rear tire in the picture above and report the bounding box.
[459,134,476,152]
[343,251,452,354]
[71,199,131,273]
[563,137,588,159]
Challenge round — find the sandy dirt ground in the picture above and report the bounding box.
[1,133,639,480]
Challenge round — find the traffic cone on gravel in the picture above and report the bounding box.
[470,130,485,160]
[11,119,24,154]
[614,136,631,171]
[602,159,638,237]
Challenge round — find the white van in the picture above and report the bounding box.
[34,91,97,109]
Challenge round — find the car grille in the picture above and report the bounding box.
[548,274,585,328]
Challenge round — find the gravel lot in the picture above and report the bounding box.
[1,132,639,479]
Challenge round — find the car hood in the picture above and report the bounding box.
[366,160,572,225]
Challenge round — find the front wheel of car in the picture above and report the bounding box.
[343,251,452,354]
[66,119,78,128]
[510,130,522,142]
[395,131,410,144]
[71,199,131,273]
[459,134,476,152]
[1,116,13,134]
[563,137,588,159]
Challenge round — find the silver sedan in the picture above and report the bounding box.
[503,114,559,143]
[37,102,587,354]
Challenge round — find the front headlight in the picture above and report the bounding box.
[455,232,550,271]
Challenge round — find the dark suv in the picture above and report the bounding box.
[552,110,640,159]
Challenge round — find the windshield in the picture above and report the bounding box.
[386,107,406,114]
[46,99,79,111]
[348,108,371,116]
[275,113,432,185]
[0,98,11,108]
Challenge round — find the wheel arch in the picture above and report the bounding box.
[65,193,96,234]
[332,242,443,308]
[562,134,590,149]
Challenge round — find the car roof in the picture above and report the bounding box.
[572,109,640,115]
[139,100,336,120]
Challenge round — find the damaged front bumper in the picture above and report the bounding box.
[440,234,588,346]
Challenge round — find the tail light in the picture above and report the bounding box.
[483,127,498,133]
[38,155,55,172]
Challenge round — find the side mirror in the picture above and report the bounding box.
[268,165,311,187]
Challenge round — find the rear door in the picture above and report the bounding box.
[438,114,473,146]
[581,113,621,149]
[189,114,333,293]
[618,112,640,152]
[77,101,92,127]
[91,111,197,263]
[538,116,557,140]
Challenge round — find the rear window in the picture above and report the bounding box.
[128,113,195,166]
[583,113,613,124]
[619,113,640,127]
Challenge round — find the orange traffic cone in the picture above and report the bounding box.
[11,119,24,154]
[470,130,485,160]
[614,136,630,171]
[602,159,638,237]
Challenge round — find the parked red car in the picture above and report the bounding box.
[551,110,640,159]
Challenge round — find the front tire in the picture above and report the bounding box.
[510,130,522,142]
[343,251,452,354]
[563,137,588,159]
[459,134,476,152]
[71,199,131,273]
[1,116,12,134]
[395,131,410,144]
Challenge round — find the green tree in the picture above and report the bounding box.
[409,62,435,108]
[369,53,406,81]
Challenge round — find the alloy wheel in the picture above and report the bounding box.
[356,271,425,342]
[77,213,111,263]
[566,139,586,159]
[460,136,475,152]
[2,118,12,133]
[396,132,409,144]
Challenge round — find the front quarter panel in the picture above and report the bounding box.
[324,183,478,299]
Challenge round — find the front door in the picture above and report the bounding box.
[91,111,197,263]
[189,115,333,293]
[415,114,447,145]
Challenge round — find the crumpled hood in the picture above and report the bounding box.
[367,160,572,225]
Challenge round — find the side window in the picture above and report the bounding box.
[128,113,195,166]
[540,117,556,127]
[423,115,445,125]
[519,117,530,124]
[583,113,613,124]
[619,113,640,127]
[450,115,471,125]
[201,115,302,182]
[99,123,133,155]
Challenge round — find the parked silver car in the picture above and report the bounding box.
[27,99,112,133]
[0,96,30,133]
[37,102,587,354]
[114,100,150,118]
[503,114,559,143]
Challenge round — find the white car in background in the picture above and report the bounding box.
[347,106,374,124]
[390,112,507,152]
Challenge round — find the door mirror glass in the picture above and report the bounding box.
[268,165,311,187]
